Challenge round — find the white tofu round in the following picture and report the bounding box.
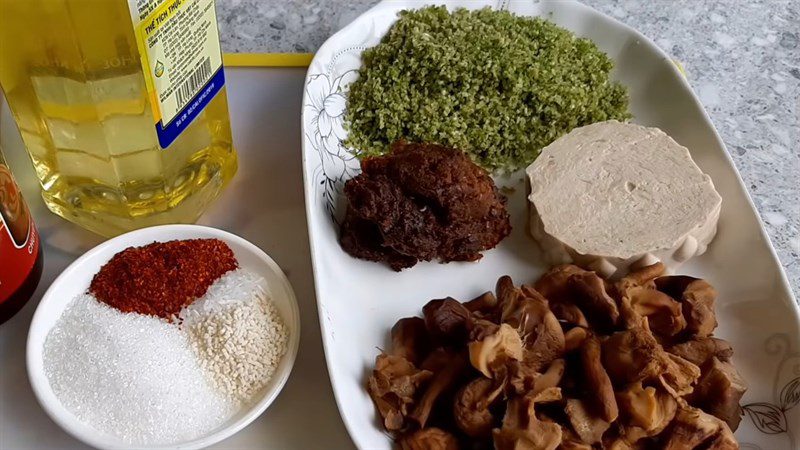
[526,120,722,278]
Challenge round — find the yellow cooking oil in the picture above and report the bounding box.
[0,0,237,236]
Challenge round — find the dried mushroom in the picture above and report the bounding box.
[601,424,660,450]
[614,262,658,294]
[522,326,565,372]
[563,327,589,353]
[620,287,686,338]
[704,423,739,450]
[399,428,459,450]
[534,265,587,302]
[465,291,498,317]
[652,275,696,298]
[469,322,523,378]
[496,281,565,371]
[453,378,503,437]
[601,327,665,385]
[423,298,473,344]
[392,317,431,366]
[564,398,610,444]
[661,406,736,450]
[690,357,747,431]
[679,279,719,338]
[558,425,593,450]
[659,352,701,398]
[507,358,565,397]
[410,349,468,428]
[607,429,648,449]
[580,334,618,422]
[602,436,638,450]
[496,275,520,310]
[655,276,719,338]
[493,395,562,450]
[667,337,733,367]
[567,271,620,331]
[367,269,745,449]
[616,382,677,435]
[531,386,562,403]
[550,302,589,328]
[615,264,667,330]
[621,262,665,287]
[498,281,536,333]
[368,354,433,431]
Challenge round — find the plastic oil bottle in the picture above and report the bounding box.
[0,0,237,237]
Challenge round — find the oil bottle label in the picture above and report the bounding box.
[131,0,225,148]
[0,164,39,303]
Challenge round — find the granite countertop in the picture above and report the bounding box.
[216,0,800,297]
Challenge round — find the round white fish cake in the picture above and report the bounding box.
[527,120,722,278]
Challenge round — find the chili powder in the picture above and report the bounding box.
[90,239,238,319]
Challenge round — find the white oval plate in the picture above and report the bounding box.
[27,224,301,450]
[300,1,800,449]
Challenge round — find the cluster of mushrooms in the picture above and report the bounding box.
[367,263,747,450]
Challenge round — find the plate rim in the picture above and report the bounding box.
[299,1,800,448]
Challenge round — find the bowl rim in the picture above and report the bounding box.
[26,224,301,450]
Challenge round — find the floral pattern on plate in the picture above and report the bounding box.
[304,69,360,223]
[741,333,800,449]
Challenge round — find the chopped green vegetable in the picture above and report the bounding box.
[345,6,631,172]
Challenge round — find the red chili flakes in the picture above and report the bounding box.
[90,239,238,319]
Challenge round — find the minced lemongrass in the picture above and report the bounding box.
[43,294,235,445]
[345,6,631,172]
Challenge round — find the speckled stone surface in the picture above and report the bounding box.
[217,0,800,300]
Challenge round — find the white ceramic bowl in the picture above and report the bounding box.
[27,224,301,450]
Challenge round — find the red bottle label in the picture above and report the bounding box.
[0,164,39,303]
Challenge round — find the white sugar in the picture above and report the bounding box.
[43,294,235,445]
[180,269,289,404]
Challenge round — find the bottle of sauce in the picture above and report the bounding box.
[0,147,42,324]
[0,0,237,237]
